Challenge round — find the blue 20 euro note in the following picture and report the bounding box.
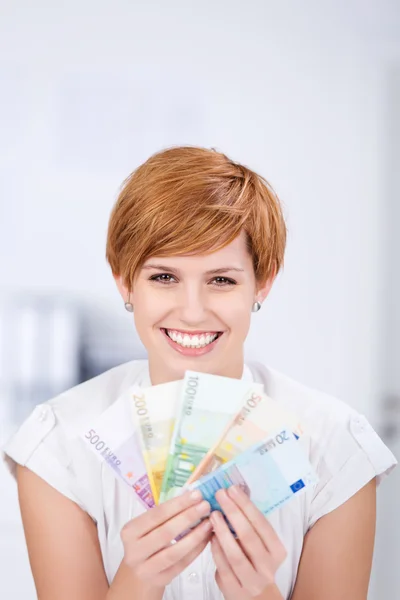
[186,427,318,528]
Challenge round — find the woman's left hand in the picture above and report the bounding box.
[210,485,287,600]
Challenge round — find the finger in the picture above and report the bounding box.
[140,519,213,575]
[139,500,211,560]
[123,490,204,539]
[216,488,270,573]
[152,532,212,587]
[211,536,241,591]
[210,510,263,595]
[227,485,287,563]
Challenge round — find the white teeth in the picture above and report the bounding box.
[165,329,219,348]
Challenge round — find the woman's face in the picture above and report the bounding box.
[115,230,275,384]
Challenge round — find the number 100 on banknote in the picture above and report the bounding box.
[160,370,264,502]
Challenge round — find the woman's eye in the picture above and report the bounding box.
[150,274,176,284]
[149,274,236,286]
[212,276,236,286]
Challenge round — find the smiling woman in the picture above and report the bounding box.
[107,146,286,385]
[2,145,397,600]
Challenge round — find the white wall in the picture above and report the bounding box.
[371,64,400,599]
[1,0,394,413]
[1,2,399,598]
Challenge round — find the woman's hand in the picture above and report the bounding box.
[210,485,287,599]
[121,490,212,588]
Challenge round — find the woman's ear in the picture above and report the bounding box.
[113,273,129,301]
[256,265,277,303]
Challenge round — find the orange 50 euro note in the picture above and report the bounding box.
[186,388,305,484]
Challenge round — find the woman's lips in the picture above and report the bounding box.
[160,328,224,356]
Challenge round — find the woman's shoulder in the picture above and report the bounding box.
[247,359,365,431]
[247,359,397,526]
[248,358,397,471]
[43,359,149,435]
[2,359,149,512]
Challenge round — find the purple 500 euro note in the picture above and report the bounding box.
[80,390,155,509]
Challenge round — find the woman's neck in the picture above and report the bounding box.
[148,356,245,386]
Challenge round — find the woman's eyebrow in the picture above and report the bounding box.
[205,267,245,274]
[142,264,244,275]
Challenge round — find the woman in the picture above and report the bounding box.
[3,145,397,600]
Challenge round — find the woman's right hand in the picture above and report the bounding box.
[120,489,212,588]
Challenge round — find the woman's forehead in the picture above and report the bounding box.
[145,235,248,264]
[144,232,250,267]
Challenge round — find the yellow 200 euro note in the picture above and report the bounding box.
[130,380,182,503]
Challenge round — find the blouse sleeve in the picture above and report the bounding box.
[2,402,94,518]
[308,410,397,529]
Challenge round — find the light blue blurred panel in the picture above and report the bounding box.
[0,293,81,428]
[0,291,147,437]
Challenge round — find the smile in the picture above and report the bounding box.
[160,328,224,355]
[162,328,223,348]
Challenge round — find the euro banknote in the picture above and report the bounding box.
[81,390,155,509]
[187,388,305,483]
[130,380,182,504]
[186,427,318,528]
[160,370,264,502]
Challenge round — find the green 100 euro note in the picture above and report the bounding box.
[160,370,264,502]
[187,389,305,483]
[130,380,182,504]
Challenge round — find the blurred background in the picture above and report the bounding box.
[1,1,399,598]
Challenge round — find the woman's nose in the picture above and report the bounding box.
[177,288,209,321]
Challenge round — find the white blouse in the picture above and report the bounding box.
[2,359,397,600]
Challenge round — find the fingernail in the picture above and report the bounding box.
[216,488,228,499]
[202,519,212,530]
[210,511,221,525]
[197,500,211,514]
[190,490,202,501]
[228,485,240,497]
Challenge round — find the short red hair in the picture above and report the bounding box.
[106,146,287,291]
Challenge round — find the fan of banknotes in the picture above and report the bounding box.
[81,369,318,520]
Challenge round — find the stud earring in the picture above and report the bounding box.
[252,301,262,313]
[124,297,134,312]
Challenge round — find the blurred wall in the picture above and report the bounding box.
[1,1,400,599]
[1,0,397,414]
[371,63,400,599]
